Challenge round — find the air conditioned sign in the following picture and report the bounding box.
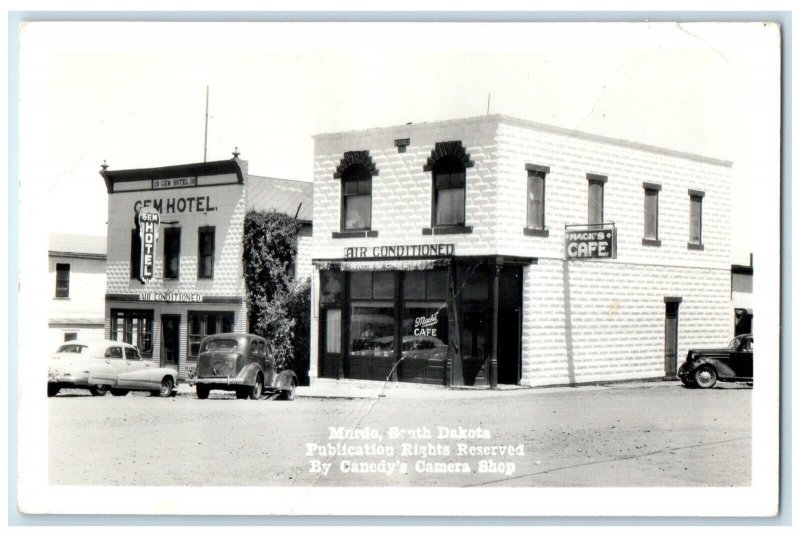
[564,228,617,260]
[137,207,160,282]
[344,243,455,259]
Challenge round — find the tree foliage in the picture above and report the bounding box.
[243,210,309,380]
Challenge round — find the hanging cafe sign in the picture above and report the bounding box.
[137,207,161,283]
[564,227,617,260]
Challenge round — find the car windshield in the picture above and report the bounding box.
[56,344,87,353]
[202,339,241,352]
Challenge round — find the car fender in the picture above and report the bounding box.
[693,357,736,379]
[273,370,298,391]
[237,363,264,386]
[117,367,177,389]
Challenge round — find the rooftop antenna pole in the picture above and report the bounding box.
[487,92,491,115]
[203,85,209,162]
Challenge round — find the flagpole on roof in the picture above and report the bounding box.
[203,85,209,162]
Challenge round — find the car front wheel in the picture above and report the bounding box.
[152,377,174,398]
[283,379,297,401]
[196,385,210,399]
[693,366,718,389]
[90,385,108,396]
[248,376,264,400]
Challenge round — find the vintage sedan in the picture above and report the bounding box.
[678,334,753,389]
[191,333,298,400]
[48,340,178,397]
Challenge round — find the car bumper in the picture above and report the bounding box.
[190,377,246,386]
[48,372,92,387]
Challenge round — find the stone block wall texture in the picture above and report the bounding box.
[311,115,733,385]
[105,182,246,298]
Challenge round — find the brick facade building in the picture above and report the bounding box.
[100,156,312,380]
[309,115,733,387]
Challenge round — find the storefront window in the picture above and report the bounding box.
[110,309,153,358]
[348,302,395,380]
[188,311,235,359]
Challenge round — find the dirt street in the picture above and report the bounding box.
[49,382,751,487]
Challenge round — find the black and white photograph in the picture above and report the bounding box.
[12,13,782,520]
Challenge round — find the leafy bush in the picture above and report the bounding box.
[243,210,309,381]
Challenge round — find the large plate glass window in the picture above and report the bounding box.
[187,311,235,360]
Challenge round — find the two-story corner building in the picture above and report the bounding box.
[100,155,313,380]
[309,115,734,388]
[48,233,107,351]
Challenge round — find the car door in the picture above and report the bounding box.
[261,340,276,387]
[90,345,126,385]
[117,347,155,389]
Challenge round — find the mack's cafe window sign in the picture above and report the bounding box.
[138,207,161,282]
[564,227,617,260]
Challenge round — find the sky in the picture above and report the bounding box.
[19,21,781,265]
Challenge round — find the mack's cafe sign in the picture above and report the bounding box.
[564,227,617,260]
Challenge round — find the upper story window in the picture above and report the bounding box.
[333,151,379,237]
[433,157,466,226]
[643,182,662,245]
[587,173,608,225]
[164,227,181,279]
[198,226,215,279]
[342,166,372,231]
[423,141,474,233]
[525,164,550,232]
[55,263,70,298]
[688,189,705,249]
[130,229,141,279]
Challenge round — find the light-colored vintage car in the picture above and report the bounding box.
[48,340,178,398]
[191,333,298,400]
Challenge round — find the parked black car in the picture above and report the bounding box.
[678,334,753,389]
[190,333,298,400]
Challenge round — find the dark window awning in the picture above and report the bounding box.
[313,258,451,272]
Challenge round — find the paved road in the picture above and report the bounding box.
[49,382,751,487]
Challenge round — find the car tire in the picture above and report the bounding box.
[248,376,264,400]
[48,385,60,397]
[679,377,696,389]
[154,377,174,398]
[110,388,129,396]
[196,385,210,400]
[90,385,108,396]
[693,366,718,389]
[283,379,297,401]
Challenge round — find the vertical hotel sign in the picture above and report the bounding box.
[137,207,161,283]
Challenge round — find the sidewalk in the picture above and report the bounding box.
[295,377,681,400]
[174,377,681,399]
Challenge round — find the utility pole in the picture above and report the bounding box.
[203,85,209,162]
[487,93,491,115]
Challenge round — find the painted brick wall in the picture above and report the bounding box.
[313,117,500,259]
[521,259,732,386]
[495,120,731,268]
